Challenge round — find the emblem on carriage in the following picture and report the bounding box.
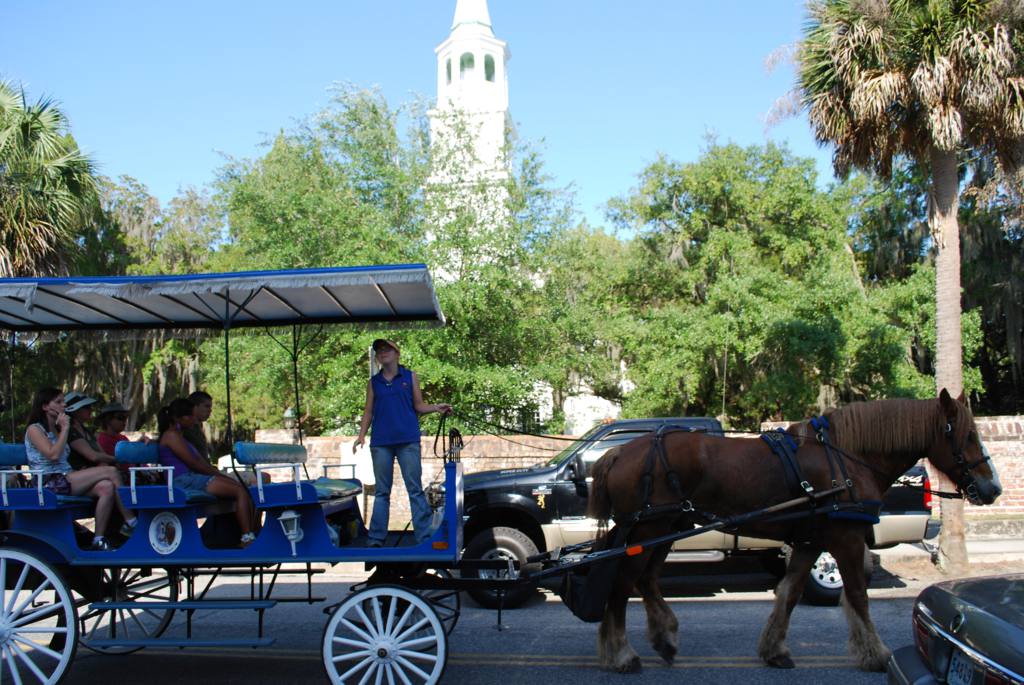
[149,512,182,555]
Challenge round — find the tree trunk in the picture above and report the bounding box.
[929,147,969,575]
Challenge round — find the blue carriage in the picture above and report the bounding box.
[0,266,466,685]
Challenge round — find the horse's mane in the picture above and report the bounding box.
[824,397,971,456]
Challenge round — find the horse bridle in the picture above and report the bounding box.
[945,422,990,502]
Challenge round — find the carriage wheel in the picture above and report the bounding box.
[78,568,178,655]
[0,548,79,685]
[322,585,447,685]
[422,569,460,636]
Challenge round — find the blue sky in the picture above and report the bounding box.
[2,1,833,230]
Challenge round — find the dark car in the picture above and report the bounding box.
[887,573,1024,685]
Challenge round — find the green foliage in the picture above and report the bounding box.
[597,142,959,427]
[0,80,99,277]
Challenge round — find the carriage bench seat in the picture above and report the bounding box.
[114,441,217,506]
[233,442,362,506]
[0,443,95,509]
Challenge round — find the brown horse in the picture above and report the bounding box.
[587,391,1002,673]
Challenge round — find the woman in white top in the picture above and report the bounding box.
[24,387,136,551]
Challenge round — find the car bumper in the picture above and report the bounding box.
[887,645,938,685]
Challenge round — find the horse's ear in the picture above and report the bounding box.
[956,391,966,403]
[939,388,958,418]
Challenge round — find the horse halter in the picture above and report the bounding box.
[945,422,990,503]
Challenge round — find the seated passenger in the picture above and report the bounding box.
[96,401,159,483]
[66,393,116,470]
[157,398,256,546]
[24,388,138,550]
[183,390,267,485]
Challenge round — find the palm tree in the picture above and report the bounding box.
[797,0,1023,572]
[0,80,98,276]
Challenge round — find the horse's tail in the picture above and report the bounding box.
[587,445,622,534]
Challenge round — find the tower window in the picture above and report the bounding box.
[460,52,475,79]
[446,58,451,85]
[485,54,495,82]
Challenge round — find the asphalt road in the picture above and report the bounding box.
[60,563,926,685]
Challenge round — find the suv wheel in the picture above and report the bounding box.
[800,546,875,606]
[463,526,539,609]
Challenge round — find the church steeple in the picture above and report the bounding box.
[452,0,493,33]
[430,0,511,182]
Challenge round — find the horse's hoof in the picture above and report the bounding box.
[653,640,676,665]
[765,654,796,669]
[858,652,891,672]
[615,656,643,674]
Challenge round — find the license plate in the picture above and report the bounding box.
[947,648,978,685]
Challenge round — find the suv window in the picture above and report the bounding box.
[576,430,651,477]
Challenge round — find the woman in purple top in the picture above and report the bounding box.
[353,339,451,547]
[158,398,255,546]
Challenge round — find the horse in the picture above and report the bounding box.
[586,390,1002,674]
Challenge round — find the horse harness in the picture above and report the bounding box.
[945,421,992,502]
[612,426,699,530]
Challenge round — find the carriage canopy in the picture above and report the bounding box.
[0,263,445,334]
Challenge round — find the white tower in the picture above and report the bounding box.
[429,0,512,184]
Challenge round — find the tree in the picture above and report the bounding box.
[796,0,1024,572]
[0,80,98,276]
[212,85,572,436]
[601,142,943,426]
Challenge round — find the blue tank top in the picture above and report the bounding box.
[370,366,420,447]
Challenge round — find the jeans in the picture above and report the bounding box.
[369,442,434,544]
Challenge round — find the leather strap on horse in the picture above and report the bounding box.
[614,426,695,530]
[760,429,815,501]
[810,415,860,507]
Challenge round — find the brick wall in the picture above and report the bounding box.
[254,415,1024,527]
[254,430,570,527]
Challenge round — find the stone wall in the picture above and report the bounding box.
[254,415,1024,527]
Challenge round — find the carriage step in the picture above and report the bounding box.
[90,600,277,610]
[84,637,276,648]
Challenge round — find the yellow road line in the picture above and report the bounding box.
[137,647,854,668]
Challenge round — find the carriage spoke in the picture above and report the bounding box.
[128,608,150,636]
[396,636,438,652]
[331,649,373,662]
[394,617,429,644]
[339,655,375,681]
[118,608,131,638]
[373,661,385,685]
[0,558,6,614]
[339,618,376,645]
[370,597,385,637]
[391,603,414,637]
[10,627,67,635]
[7,639,45,685]
[3,644,25,685]
[384,663,396,685]
[5,565,32,616]
[353,604,379,640]
[396,655,431,682]
[11,634,62,662]
[357,662,378,685]
[9,601,61,630]
[391,659,414,685]
[332,636,374,650]
[383,593,398,636]
[8,579,51,622]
